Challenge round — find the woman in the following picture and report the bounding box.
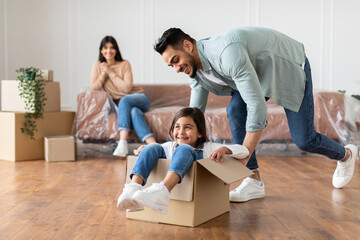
[91,36,156,157]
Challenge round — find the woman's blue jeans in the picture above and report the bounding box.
[117,93,153,142]
[130,143,201,185]
[227,58,346,170]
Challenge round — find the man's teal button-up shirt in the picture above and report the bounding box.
[189,27,306,132]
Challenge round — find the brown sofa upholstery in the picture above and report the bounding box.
[74,85,346,143]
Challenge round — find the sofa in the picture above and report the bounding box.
[74,85,349,145]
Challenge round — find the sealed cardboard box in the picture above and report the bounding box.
[45,136,75,162]
[1,80,60,112]
[126,155,253,227]
[41,69,54,81]
[0,111,75,161]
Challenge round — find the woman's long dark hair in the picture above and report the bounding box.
[98,36,123,63]
[169,107,208,147]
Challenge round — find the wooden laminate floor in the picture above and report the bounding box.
[0,155,359,240]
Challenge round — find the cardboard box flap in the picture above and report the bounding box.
[126,156,195,202]
[197,156,253,184]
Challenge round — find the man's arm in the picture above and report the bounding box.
[220,43,268,132]
[239,130,263,166]
[219,43,266,166]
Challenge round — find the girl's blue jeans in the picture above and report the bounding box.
[227,58,346,170]
[130,143,202,185]
[117,93,153,142]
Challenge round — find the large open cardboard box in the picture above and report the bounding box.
[1,80,60,112]
[126,155,253,227]
[0,111,75,161]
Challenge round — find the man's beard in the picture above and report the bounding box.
[187,54,197,78]
[190,64,197,78]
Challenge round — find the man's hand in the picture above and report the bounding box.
[210,146,232,164]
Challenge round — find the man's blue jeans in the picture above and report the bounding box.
[130,143,201,185]
[227,58,346,170]
[117,93,153,142]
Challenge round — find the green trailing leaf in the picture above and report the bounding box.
[352,94,360,101]
[338,90,346,94]
[16,67,46,140]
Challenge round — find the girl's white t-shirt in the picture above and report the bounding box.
[161,141,249,160]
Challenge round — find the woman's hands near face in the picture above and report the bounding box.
[100,62,111,75]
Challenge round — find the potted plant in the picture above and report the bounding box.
[338,90,360,101]
[16,67,47,140]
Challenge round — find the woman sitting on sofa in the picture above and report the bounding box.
[90,36,156,157]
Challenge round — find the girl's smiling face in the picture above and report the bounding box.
[173,116,202,147]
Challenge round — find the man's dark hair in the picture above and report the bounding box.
[154,28,196,54]
[169,107,208,147]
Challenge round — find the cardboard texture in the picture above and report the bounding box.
[1,80,60,112]
[126,155,253,227]
[45,136,75,162]
[0,111,75,161]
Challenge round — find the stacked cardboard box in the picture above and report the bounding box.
[1,80,60,112]
[0,70,75,161]
[40,70,54,81]
[1,69,58,112]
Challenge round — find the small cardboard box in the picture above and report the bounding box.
[126,155,253,227]
[0,111,75,161]
[1,80,60,112]
[41,70,54,81]
[45,136,75,162]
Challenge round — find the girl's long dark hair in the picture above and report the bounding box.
[98,36,123,63]
[169,107,208,147]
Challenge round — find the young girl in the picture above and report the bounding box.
[117,107,249,213]
[90,36,156,157]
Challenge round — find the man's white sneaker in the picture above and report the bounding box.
[332,144,358,189]
[230,177,265,202]
[113,140,128,157]
[133,182,170,214]
[117,183,144,212]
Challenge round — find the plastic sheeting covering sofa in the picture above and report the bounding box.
[73,84,360,155]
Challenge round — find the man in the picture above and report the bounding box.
[154,27,358,202]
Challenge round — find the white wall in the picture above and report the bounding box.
[1,0,360,111]
[0,0,5,98]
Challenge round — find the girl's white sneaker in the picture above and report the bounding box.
[133,182,170,214]
[117,183,144,211]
